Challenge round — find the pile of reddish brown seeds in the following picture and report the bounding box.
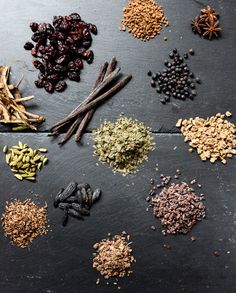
[24,13,97,93]
[148,172,206,235]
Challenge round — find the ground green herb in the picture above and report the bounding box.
[93,116,155,175]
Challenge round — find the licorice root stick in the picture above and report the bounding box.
[75,58,117,142]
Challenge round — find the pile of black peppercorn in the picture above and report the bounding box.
[148,48,201,104]
[24,13,97,93]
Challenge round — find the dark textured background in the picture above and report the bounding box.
[0,1,235,293]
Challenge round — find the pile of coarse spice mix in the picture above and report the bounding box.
[93,232,135,286]
[3,141,48,181]
[120,0,168,41]
[176,112,236,164]
[93,116,155,175]
[1,198,49,248]
[147,172,206,235]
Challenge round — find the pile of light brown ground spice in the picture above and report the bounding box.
[1,198,49,248]
[176,112,236,164]
[120,0,168,41]
[93,232,135,281]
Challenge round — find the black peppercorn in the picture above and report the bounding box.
[148,70,152,76]
[151,80,156,88]
[189,48,194,55]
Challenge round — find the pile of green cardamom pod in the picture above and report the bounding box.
[3,141,48,181]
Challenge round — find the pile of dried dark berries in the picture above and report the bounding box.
[54,181,101,226]
[148,48,201,104]
[24,13,97,93]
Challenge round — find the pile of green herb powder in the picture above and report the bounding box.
[93,116,155,175]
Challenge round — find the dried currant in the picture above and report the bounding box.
[67,71,80,81]
[44,81,54,93]
[26,13,97,92]
[35,79,45,88]
[30,22,39,32]
[24,42,34,50]
[55,80,67,92]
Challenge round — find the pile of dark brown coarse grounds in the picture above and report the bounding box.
[93,232,135,282]
[176,112,236,164]
[1,199,48,248]
[149,174,205,235]
[120,0,168,41]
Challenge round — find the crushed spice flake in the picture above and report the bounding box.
[151,182,206,235]
[1,198,49,248]
[120,0,168,41]
[176,113,236,164]
[93,232,135,280]
[93,116,155,175]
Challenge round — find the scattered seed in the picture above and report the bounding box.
[213,250,220,257]
[163,244,171,250]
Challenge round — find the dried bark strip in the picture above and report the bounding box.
[0,66,45,130]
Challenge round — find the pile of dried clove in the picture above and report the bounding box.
[24,13,97,93]
[0,66,45,130]
[191,5,221,40]
[147,172,206,235]
[54,181,101,226]
[50,57,132,144]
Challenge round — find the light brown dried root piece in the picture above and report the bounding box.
[0,66,45,130]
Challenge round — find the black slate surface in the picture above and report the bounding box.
[0,0,236,293]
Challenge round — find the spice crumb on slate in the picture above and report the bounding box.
[120,0,168,41]
[1,198,49,248]
[163,244,171,250]
[213,250,220,257]
[176,113,236,164]
[93,232,136,282]
[190,236,197,242]
[93,116,155,175]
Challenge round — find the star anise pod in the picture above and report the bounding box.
[203,20,221,39]
[200,5,219,22]
[191,16,204,34]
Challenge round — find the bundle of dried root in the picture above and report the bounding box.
[0,66,45,130]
